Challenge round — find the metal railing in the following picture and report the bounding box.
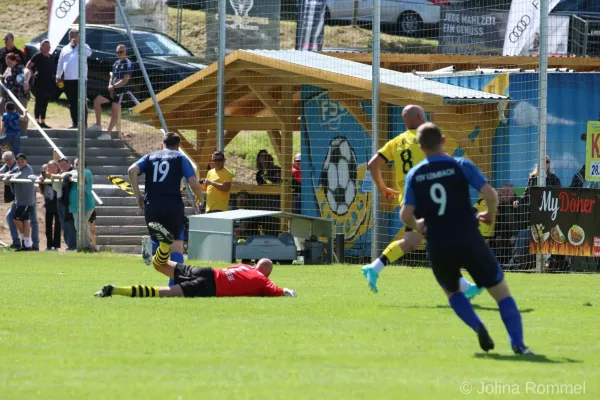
[0,81,103,205]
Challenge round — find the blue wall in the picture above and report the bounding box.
[431,72,600,189]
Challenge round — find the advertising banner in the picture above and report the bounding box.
[206,0,280,62]
[529,187,600,257]
[585,121,600,182]
[295,0,326,51]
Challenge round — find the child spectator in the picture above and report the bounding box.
[0,102,27,155]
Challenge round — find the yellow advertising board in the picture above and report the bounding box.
[585,121,600,182]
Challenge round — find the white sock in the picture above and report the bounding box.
[459,276,474,292]
[371,258,386,273]
[24,237,32,248]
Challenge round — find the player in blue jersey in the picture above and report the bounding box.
[128,133,204,285]
[400,123,531,355]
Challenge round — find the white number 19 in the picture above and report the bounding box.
[152,160,170,182]
[430,183,447,216]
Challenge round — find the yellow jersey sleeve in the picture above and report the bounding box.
[377,136,398,163]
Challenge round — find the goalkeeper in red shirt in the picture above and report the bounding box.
[95,223,297,298]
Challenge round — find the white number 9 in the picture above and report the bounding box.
[430,183,447,216]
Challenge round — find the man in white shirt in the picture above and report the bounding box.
[55,28,92,129]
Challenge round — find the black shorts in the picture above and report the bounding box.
[145,205,185,241]
[14,206,31,221]
[88,209,97,223]
[427,235,504,292]
[174,264,217,298]
[103,90,126,105]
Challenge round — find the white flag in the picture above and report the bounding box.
[502,0,562,56]
[48,0,91,52]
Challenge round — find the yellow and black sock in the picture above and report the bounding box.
[380,240,405,265]
[113,285,159,297]
[152,241,170,267]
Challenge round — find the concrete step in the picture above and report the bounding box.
[95,206,144,216]
[98,244,142,254]
[96,215,146,225]
[19,146,134,157]
[97,197,138,206]
[21,138,130,148]
[92,186,135,198]
[25,129,119,140]
[97,235,144,246]
[97,225,148,235]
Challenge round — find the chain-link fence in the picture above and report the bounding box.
[14,0,600,271]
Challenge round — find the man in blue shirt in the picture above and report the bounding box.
[128,133,204,284]
[91,44,134,140]
[400,123,532,355]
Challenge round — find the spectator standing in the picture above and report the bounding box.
[0,150,20,248]
[40,161,61,250]
[5,153,35,251]
[1,53,31,135]
[26,39,56,129]
[292,152,301,214]
[0,33,25,73]
[0,102,27,155]
[52,157,77,250]
[202,151,232,213]
[91,44,133,139]
[510,156,561,266]
[68,158,95,251]
[255,149,281,185]
[56,29,91,129]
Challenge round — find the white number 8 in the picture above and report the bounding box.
[152,160,170,182]
[430,183,447,216]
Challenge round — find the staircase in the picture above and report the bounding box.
[20,128,174,254]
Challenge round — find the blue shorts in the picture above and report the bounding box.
[144,205,185,241]
[427,234,504,292]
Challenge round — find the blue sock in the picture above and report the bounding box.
[449,292,482,332]
[151,240,159,255]
[498,297,524,348]
[169,252,184,286]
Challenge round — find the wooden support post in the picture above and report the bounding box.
[280,85,294,229]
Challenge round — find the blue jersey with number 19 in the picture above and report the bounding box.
[136,149,195,208]
[403,155,488,244]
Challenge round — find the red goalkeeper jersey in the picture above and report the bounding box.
[213,264,284,297]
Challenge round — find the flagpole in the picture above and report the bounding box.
[77,0,87,251]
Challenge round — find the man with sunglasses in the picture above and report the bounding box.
[91,44,133,140]
[201,151,232,213]
[0,33,25,74]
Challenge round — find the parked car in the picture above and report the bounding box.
[24,25,207,105]
[324,0,448,36]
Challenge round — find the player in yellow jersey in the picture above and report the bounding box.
[361,105,483,299]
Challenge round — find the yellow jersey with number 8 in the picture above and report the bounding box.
[377,129,425,205]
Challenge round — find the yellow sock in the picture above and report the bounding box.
[159,241,170,253]
[152,247,170,267]
[113,285,159,297]
[381,240,405,263]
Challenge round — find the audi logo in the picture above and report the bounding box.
[508,15,531,43]
[55,0,76,19]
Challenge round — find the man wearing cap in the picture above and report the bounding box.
[202,151,233,213]
[292,153,301,214]
[0,33,25,73]
[3,153,35,250]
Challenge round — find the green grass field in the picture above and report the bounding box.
[1,252,599,399]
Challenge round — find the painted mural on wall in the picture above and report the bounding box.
[301,86,504,256]
[301,90,375,257]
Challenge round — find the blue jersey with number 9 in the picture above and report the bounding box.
[136,149,195,208]
[403,155,488,243]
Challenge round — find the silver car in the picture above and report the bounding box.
[325,0,444,36]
